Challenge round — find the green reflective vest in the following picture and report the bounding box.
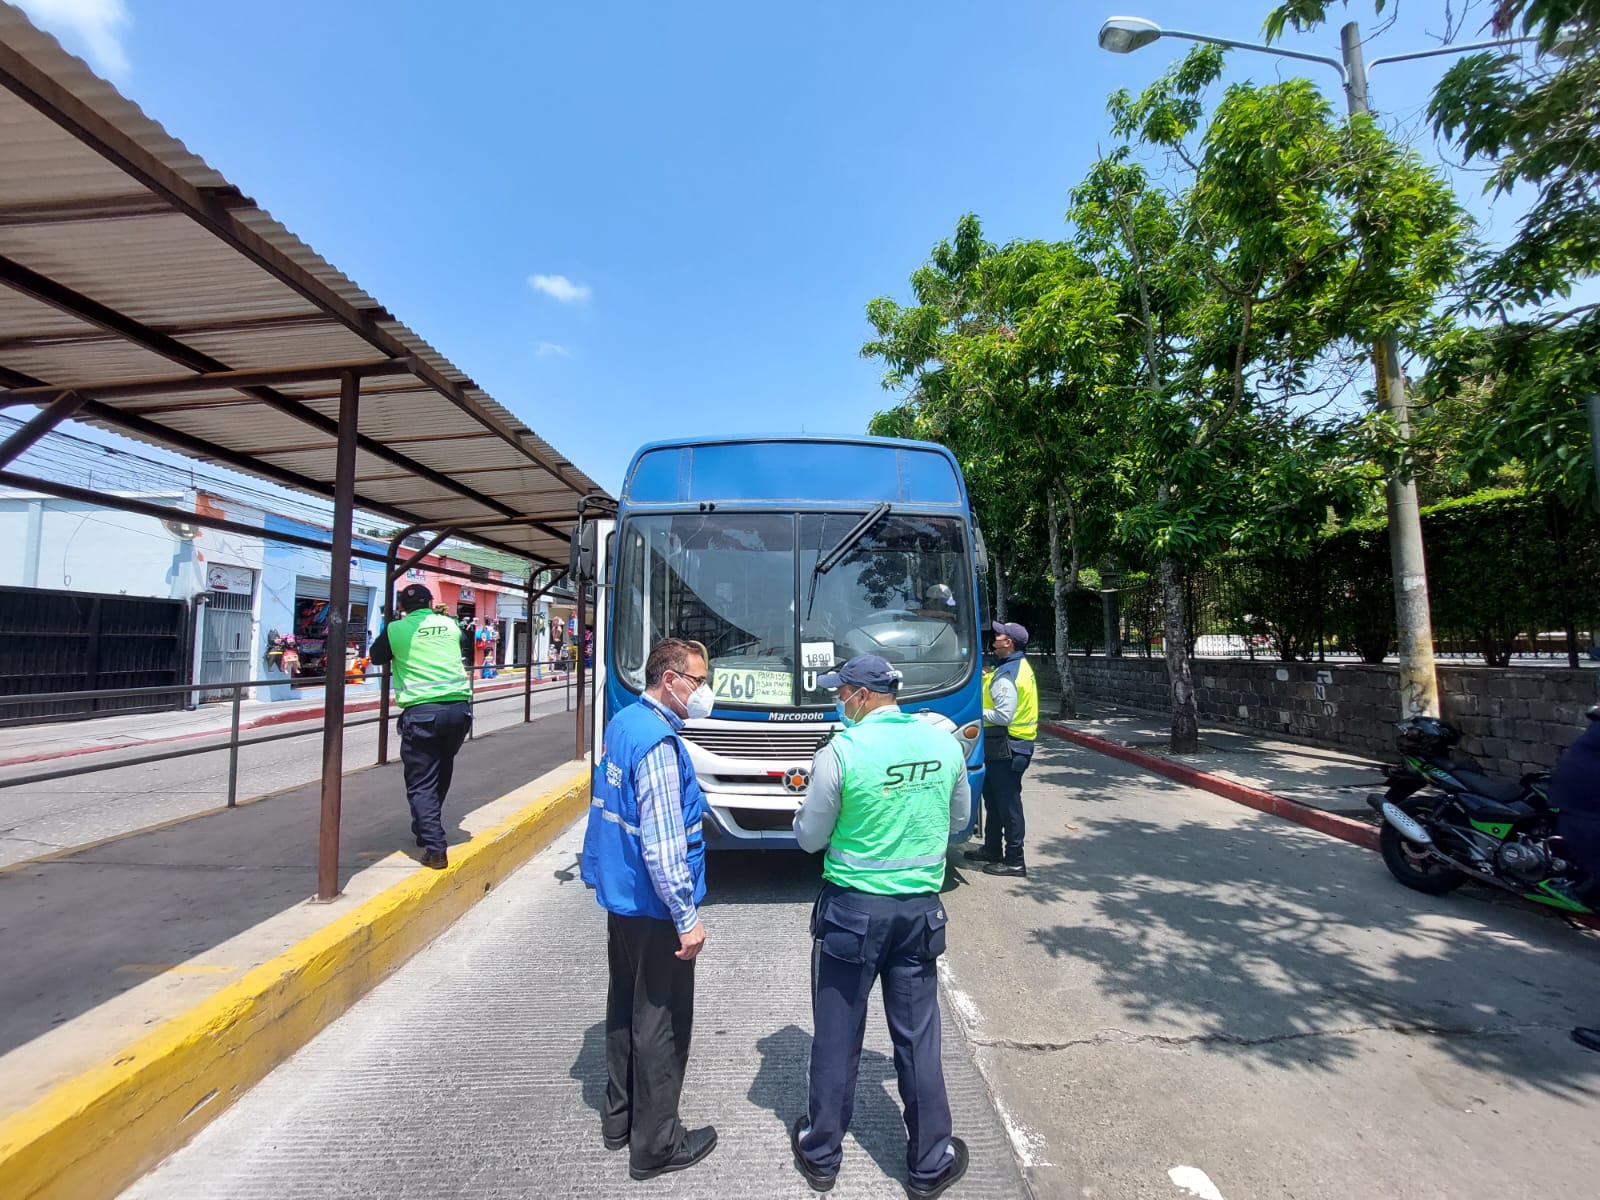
[824,708,963,895]
[384,611,472,708]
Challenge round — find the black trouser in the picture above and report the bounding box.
[1557,810,1600,902]
[604,911,696,1170]
[398,700,472,854]
[981,750,1030,865]
[799,883,953,1189]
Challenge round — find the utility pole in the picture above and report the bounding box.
[1340,21,1440,718]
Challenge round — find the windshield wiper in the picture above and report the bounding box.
[805,502,892,619]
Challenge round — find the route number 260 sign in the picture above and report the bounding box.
[711,668,791,705]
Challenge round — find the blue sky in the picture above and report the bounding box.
[19,1,1526,495]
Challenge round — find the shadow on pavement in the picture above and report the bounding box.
[700,847,824,905]
[1016,752,1600,1097]
[749,1023,909,1184]
[0,713,578,1062]
[571,1019,608,1126]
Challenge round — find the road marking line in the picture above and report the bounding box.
[1169,1165,1226,1199]
[936,958,1052,1168]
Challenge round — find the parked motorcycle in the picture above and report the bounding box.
[1367,714,1594,916]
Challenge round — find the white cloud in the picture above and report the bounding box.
[528,273,591,304]
[534,341,571,358]
[18,0,131,78]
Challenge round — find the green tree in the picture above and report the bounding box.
[1071,47,1463,748]
[1268,1,1600,510]
[864,223,1124,716]
[940,238,1125,715]
[862,216,1045,625]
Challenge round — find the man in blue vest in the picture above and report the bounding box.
[792,655,972,1198]
[580,638,718,1182]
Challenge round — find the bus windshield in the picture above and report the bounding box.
[612,511,975,708]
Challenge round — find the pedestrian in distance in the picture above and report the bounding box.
[964,621,1038,878]
[368,583,473,870]
[792,654,972,1199]
[580,637,718,1181]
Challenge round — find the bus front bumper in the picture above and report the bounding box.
[701,763,984,850]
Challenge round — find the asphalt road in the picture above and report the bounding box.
[0,685,579,868]
[939,742,1600,1200]
[118,739,1600,1200]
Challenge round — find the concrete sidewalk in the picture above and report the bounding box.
[0,668,576,769]
[1046,700,1389,818]
[0,712,585,1132]
[120,825,1029,1200]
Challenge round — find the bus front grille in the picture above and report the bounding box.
[678,726,831,760]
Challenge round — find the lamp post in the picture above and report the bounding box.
[1097,15,1533,719]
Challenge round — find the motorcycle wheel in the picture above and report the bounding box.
[1379,823,1468,895]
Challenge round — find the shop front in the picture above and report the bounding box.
[258,514,387,702]
[288,576,375,688]
[497,588,527,669]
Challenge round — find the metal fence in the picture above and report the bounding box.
[0,584,188,721]
[0,661,583,810]
[1069,557,1600,665]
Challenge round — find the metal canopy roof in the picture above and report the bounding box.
[0,4,606,566]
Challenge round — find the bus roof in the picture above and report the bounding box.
[620,435,969,509]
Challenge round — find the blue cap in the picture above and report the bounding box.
[815,654,904,694]
[991,620,1029,648]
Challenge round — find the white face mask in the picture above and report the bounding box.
[683,682,714,720]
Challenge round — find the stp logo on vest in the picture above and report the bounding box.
[885,761,944,785]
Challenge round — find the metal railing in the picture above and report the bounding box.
[0,660,576,808]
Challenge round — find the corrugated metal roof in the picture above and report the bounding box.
[0,4,606,566]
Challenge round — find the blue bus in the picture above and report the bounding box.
[585,435,987,849]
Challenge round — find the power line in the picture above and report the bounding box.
[0,416,382,527]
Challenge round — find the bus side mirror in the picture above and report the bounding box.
[569,522,598,583]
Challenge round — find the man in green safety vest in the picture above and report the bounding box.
[791,655,972,1199]
[369,583,473,869]
[965,620,1038,878]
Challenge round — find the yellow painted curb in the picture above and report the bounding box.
[0,765,591,1200]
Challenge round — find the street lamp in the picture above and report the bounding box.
[1097,14,1534,720]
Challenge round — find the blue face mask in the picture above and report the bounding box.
[835,693,857,727]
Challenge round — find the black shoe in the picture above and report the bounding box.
[790,1117,837,1192]
[603,1130,629,1151]
[962,848,1000,864]
[905,1136,968,1199]
[420,850,448,870]
[982,861,1026,877]
[1574,1028,1600,1052]
[629,1125,717,1181]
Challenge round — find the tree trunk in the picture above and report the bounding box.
[1048,489,1076,718]
[1161,556,1200,752]
[994,550,1010,622]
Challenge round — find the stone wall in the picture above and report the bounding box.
[1035,653,1599,779]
